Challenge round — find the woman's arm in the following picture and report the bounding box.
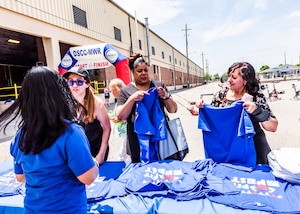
[261,117,278,132]
[16,174,25,183]
[116,90,149,120]
[243,101,278,132]
[94,97,111,165]
[77,164,98,185]
[156,86,177,113]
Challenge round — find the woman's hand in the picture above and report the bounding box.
[242,101,257,114]
[110,116,126,123]
[130,90,149,102]
[156,86,169,99]
[195,99,205,108]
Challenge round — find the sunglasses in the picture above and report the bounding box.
[66,79,85,86]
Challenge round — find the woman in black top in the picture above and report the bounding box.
[63,67,111,165]
[116,53,178,163]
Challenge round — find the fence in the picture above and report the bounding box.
[0,80,106,100]
[0,84,21,100]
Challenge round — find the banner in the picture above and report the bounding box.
[58,43,130,84]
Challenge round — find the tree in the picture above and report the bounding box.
[213,73,220,81]
[204,72,212,81]
[260,65,270,71]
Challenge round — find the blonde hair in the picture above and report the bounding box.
[83,87,95,123]
[109,78,126,91]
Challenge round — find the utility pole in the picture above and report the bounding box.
[206,59,209,76]
[201,52,205,76]
[172,48,176,90]
[284,51,286,65]
[145,17,151,66]
[182,24,191,88]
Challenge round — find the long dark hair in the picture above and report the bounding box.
[228,62,259,95]
[0,66,79,154]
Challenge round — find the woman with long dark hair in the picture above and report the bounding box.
[0,66,98,213]
[196,62,278,164]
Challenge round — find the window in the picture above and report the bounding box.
[153,64,159,74]
[151,46,155,55]
[73,5,87,28]
[138,40,142,50]
[169,55,172,62]
[175,58,177,64]
[114,27,122,41]
[162,51,165,59]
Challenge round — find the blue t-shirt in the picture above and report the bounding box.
[207,163,300,213]
[10,122,96,214]
[198,101,256,167]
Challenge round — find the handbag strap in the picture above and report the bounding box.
[165,118,180,151]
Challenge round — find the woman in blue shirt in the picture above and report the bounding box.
[0,66,98,213]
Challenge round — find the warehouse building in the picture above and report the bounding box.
[0,0,204,101]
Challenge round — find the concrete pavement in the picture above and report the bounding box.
[1,80,300,162]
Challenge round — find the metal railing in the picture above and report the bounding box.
[90,80,106,93]
[0,81,106,101]
[0,84,21,100]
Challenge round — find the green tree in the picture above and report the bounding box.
[260,65,270,71]
[296,63,300,67]
[213,73,220,81]
[204,72,212,81]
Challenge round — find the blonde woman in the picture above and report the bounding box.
[109,78,131,161]
[63,67,111,165]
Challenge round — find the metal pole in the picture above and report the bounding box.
[182,24,191,88]
[172,48,176,90]
[201,52,205,75]
[145,17,151,66]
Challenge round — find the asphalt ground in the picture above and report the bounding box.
[1,80,300,162]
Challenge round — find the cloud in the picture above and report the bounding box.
[253,0,268,9]
[286,10,300,18]
[201,18,256,44]
[113,0,184,26]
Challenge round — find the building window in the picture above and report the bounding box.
[153,64,159,74]
[179,60,181,66]
[175,58,177,64]
[151,46,155,55]
[162,51,165,59]
[138,39,142,50]
[169,55,172,62]
[73,5,87,28]
[114,27,122,41]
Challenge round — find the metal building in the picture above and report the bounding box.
[0,0,204,99]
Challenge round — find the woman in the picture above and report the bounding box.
[196,62,278,164]
[0,66,98,213]
[63,67,111,165]
[108,78,130,161]
[116,53,178,163]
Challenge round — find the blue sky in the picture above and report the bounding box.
[113,0,300,75]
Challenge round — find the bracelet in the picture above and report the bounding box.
[162,92,171,100]
[92,158,99,167]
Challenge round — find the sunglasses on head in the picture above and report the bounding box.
[66,79,85,86]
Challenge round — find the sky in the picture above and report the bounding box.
[112,0,300,75]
